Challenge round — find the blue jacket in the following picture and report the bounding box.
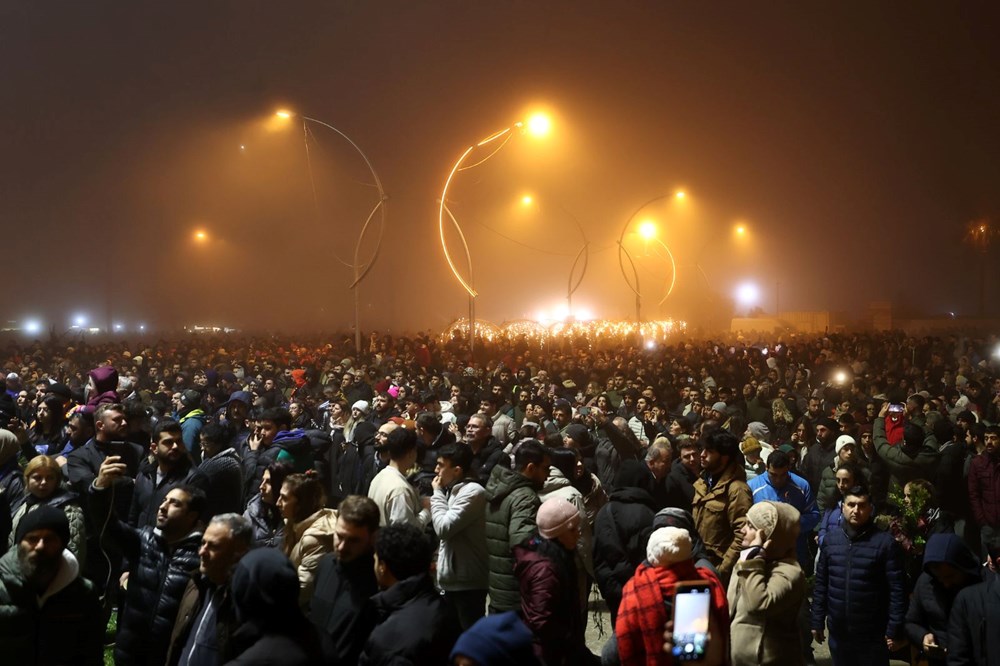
[748,471,820,563]
[812,520,906,640]
[817,504,842,547]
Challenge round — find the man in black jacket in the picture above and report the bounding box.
[130,419,209,528]
[309,495,381,665]
[197,423,245,519]
[92,455,204,666]
[948,545,1000,666]
[359,523,459,665]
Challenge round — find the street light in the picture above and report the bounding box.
[274,109,388,354]
[438,112,551,358]
[618,195,681,323]
[518,193,590,313]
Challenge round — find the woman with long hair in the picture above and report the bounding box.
[278,471,337,607]
[27,395,69,458]
[9,455,87,566]
[244,460,294,548]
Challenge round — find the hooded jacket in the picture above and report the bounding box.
[226,548,317,666]
[948,571,1000,666]
[0,548,103,665]
[86,366,119,410]
[485,464,540,612]
[904,533,980,661]
[728,502,806,665]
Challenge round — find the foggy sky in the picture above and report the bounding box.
[2,1,999,334]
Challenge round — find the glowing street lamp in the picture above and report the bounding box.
[735,282,761,309]
[521,194,533,206]
[438,111,552,357]
[272,108,388,354]
[675,190,686,200]
[618,195,681,323]
[23,320,41,335]
[193,229,208,243]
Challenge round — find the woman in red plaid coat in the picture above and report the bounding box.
[615,526,729,665]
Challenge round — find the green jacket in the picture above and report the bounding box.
[484,464,539,612]
[873,418,939,490]
[0,549,103,665]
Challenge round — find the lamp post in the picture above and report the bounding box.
[617,194,681,323]
[276,110,388,355]
[438,113,551,359]
[519,195,590,313]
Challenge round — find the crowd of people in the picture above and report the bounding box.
[1,328,1000,665]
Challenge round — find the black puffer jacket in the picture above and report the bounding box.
[471,437,510,487]
[243,493,283,548]
[905,533,981,664]
[129,458,209,528]
[593,466,656,622]
[91,485,201,665]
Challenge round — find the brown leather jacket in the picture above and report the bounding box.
[692,464,752,581]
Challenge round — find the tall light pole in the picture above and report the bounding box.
[519,195,590,312]
[276,110,388,355]
[617,193,681,323]
[438,113,551,359]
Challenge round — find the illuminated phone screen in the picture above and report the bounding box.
[672,586,710,661]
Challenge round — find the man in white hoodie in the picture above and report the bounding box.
[430,443,488,629]
[0,505,103,663]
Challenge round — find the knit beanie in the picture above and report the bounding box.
[835,435,856,457]
[711,401,728,413]
[537,498,580,539]
[646,526,692,567]
[740,437,762,456]
[15,505,70,548]
[450,611,539,666]
[352,400,370,415]
[746,421,770,442]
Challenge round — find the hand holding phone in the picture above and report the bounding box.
[671,582,712,661]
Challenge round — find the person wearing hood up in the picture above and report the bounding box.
[948,540,1000,666]
[224,548,318,665]
[728,501,806,666]
[85,366,119,411]
[904,533,980,666]
[175,389,207,463]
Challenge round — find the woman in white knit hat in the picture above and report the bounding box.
[615,525,729,665]
[512,497,599,665]
[728,500,806,665]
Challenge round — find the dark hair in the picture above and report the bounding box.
[375,523,432,581]
[514,440,548,471]
[703,429,740,458]
[969,422,987,442]
[835,460,861,479]
[200,422,228,447]
[844,484,871,501]
[415,412,442,436]
[438,443,473,474]
[152,418,183,441]
[766,449,791,470]
[385,427,417,461]
[282,473,326,523]
[903,423,925,448]
[264,461,296,503]
[175,485,208,522]
[986,425,1000,439]
[337,495,380,533]
[260,407,292,431]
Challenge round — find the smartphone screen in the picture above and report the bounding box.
[888,403,905,414]
[672,584,711,661]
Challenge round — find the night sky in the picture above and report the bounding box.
[3,1,999,334]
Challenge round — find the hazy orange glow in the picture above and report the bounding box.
[639,220,657,239]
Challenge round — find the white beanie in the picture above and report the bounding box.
[835,435,856,457]
[646,526,692,567]
[351,400,370,414]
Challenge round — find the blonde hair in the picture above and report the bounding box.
[23,455,62,484]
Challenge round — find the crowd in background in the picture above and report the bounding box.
[2,328,1000,665]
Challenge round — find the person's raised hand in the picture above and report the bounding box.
[95,455,127,489]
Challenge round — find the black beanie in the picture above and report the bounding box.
[15,505,70,548]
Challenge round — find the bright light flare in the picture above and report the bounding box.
[193,230,208,243]
[834,370,848,385]
[735,224,747,236]
[638,220,657,240]
[735,282,760,306]
[525,113,552,137]
[73,314,87,327]
[113,323,123,332]
[275,109,293,119]
[23,320,41,335]
[521,194,533,206]
[675,190,686,200]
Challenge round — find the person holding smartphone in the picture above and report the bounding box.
[616,526,728,665]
